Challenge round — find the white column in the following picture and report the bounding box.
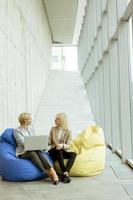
[109,40,121,151]
[118,21,132,162]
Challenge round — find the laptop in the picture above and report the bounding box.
[24,135,48,151]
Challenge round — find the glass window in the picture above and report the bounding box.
[129,17,133,158]
[51,47,62,70]
[52,46,78,71]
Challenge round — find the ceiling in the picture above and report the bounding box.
[43,0,78,45]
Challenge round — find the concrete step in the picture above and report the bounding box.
[34,70,95,136]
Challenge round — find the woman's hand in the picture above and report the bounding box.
[56,143,63,150]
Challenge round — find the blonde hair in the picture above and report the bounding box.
[18,113,31,125]
[56,113,69,130]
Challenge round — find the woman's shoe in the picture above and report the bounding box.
[53,180,59,185]
[61,174,71,183]
[49,169,59,185]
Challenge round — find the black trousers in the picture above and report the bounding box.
[49,147,76,173]
[19,150,52,173]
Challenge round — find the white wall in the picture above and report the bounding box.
[0,0,52,131]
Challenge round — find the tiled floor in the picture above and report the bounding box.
[0,149,133,200]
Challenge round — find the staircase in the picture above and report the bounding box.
[34,70,95,137]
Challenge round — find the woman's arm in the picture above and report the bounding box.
[48,127,53,146]
[63,130,72,150]
[13,129,24,147]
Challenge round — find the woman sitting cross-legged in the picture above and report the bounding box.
[13,112,59,185]
[48,113,77,183]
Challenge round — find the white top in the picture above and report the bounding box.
[57,127,69,149]
[13,126,35,156]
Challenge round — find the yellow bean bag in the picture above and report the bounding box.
[54,125,106,176]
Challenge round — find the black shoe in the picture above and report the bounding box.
[61,174,71,183]
[53,180,59,185]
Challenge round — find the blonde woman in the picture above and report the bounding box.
[13,113,59,185]
[48,113,76,183]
